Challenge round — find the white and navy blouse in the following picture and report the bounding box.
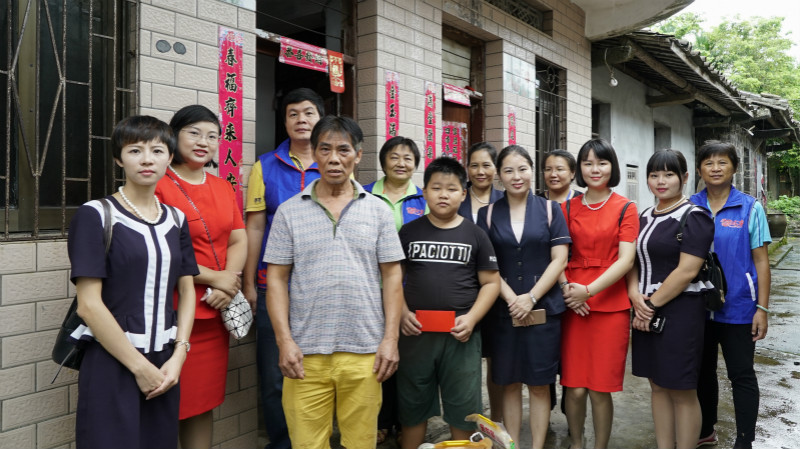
[67,196,199,353]
[635,202,715,296]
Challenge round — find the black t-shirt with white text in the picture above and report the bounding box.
[399,216,498,315]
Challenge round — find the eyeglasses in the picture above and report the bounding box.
[182,129,220,144]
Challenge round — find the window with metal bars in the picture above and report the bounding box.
[1,0,137,240]
[534,59,567,193]
[626,165,639,203]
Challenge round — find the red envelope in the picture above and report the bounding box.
[415,310,456,332]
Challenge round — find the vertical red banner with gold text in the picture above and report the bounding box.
[218,28,244,211]
[423,82,436,168]
[508,106,517,146]
[385,71,399,140]
[328,50,345,93]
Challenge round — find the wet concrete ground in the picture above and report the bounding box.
[371,238,800,449]
[262,239,800,449]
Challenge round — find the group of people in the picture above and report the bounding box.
[66,86,771,449]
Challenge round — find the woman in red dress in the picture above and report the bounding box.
[155,105,247,449]
[560,139,639,449]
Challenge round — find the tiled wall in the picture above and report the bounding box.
[356,0,592,184]
[0,1,259,448]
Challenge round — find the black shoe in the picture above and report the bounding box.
[732,436,752,449]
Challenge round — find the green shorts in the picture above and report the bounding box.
[396,330,482,430]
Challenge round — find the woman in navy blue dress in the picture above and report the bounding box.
[477,145,570,448]
[68,116,198,449]
[627,149,714,449]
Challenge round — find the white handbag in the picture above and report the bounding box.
[222,291,253,340]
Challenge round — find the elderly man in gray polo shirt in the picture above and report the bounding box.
[264,115,405,448]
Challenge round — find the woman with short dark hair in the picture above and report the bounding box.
[459,142,504,223]
[691,140,771,449]
[155,105,247,449]
[540,149,582,203]
[69,116,198,448]
[560,138,639,449]
[627,149,715,449]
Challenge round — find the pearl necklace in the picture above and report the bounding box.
[654,195,687,213]
[169,165,206,184]
[118,186,163,224]
[471,187,490,204]
[582,191,613,211]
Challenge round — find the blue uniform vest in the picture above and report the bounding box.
[690,187,757,324]
[255,139,320,288]
[362,180,426,225]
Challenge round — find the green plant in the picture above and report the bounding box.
[768,195,800,215]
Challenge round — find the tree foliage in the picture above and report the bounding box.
[653,14,800,194]
[652,14,800,112]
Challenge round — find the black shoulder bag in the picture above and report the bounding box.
[51,199,114,382]
[676,206,727,312]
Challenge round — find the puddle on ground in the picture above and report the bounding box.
[755,353,781,366]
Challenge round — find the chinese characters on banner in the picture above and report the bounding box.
[279,37,328,73]
[424,82,437,168]
[442,83,471,106]
[441,122,465,162]
[328,50,345,93]
[218,28,244,210]
[508,106,517,145]
[385,71,400,140]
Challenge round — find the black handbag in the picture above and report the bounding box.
[51,199,113,383]
[676,206,727,312]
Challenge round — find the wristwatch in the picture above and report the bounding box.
[529,292,537,306]
[174,339,191,352]
[644,299,658,311]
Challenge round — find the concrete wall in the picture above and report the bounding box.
[0,1,259,448]
[592,66,696,209]
[356,0,593,184]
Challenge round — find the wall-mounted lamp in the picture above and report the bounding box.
[605,48,618,87]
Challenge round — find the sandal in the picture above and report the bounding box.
[377,429,389,445]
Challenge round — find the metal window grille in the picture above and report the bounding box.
[1,0,138,241]
[626,165,638,203]
[484,0,544,32]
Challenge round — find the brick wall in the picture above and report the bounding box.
[0,1,259,448]
[356,0,592,183]
[0,241,76,449]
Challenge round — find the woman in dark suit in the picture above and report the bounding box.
[477,145,570,448]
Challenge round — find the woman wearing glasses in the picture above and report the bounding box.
[155,105,247,449]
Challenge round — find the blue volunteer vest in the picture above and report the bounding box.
[255,139,320,288]
[690,187,758,324]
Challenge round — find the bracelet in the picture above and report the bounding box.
[756,304,770,314]
[529,292,537,306]
[585,285,592,297]
[644,299,658,311]
[174,339,191,353]
[560,281,569,288]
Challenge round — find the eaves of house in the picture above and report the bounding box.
[591,31,800,150]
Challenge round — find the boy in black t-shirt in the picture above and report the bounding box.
[396,157,501,449]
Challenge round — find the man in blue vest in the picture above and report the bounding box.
[243,88,324,449]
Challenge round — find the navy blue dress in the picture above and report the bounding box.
[68,196,199,449]
[631,203,715,389]
[477,193,571,386]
